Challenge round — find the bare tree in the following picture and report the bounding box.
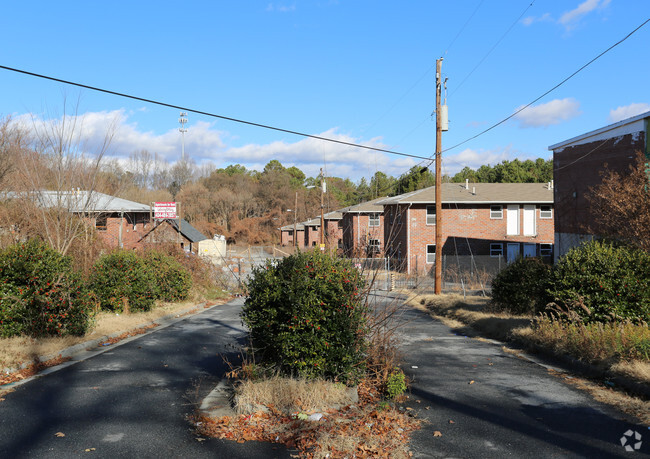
[0,116,24,188]
[128,149,153,189]
[587,151,650,252]
[14,97,117,255]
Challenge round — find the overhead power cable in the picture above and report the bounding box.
[451,0,537,97]
[0,64,432,162]
[441,17,650,154]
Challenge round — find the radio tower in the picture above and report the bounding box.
[179,112,188,161]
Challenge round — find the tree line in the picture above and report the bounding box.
[0,112,553,246]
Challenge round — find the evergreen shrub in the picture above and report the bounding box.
[143,250,192,302]
[241,250,367,382]
[548,240,650,323]
[89,250,157,312]
[490,256,552,315]
[0,239,95,337]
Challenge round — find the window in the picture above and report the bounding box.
[367,239,380,255]
[95,214,107,231]
[338,220,343,229]
[369,213,380,227]
[490,205,503,219]
[426,244,436,263]
[540,205,552,219]
[426,206,436,225]
[490,243,503,257]
[540,244,553,257]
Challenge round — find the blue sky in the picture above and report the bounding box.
[1,1,648,182]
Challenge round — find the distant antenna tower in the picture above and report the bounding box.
[178,112,188,161]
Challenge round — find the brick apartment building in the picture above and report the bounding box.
[338,197,386,257]
[379,182,555,274]
[549,110,649,260]
[279,222,306,248]
[297,211,343,250]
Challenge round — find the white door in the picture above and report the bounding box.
[507,243,520,263]
[506,205,519,235]
[523,205,536,236]
[523,243,537,258]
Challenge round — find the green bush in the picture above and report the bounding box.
[241,250,367,382]
[548,240,650,323]
[490,257,553,315]
[89,250,157,312]
[143,250,192,302]
[385,367,407,399]
[0,240,95,338]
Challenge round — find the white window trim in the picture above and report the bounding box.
[506,205,520,236]
[426,244,436,263]
[368,213,380,227]
[426,206,436,225]
[490,205,503,219]
[540,205,553,219]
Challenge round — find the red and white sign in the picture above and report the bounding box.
[154,202,177,219]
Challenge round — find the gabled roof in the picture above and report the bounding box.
[548,110,650,151]
[19,190,151,213]
[379,183,553,205]
[339,196,386,214]
[168,218,208,243]
[280,223,305,231]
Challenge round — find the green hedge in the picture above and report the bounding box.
[242,250,367,382]
[143,250,192,302]
[0,240,95,338]
[89,251,157,312]
[490,257,552,315]
[548,240,650,323]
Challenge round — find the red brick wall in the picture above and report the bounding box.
[93,213,190,250]
[553,132,644,235]
[384,203,554,274]
[341,213,384,257]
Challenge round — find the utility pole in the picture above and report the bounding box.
[434,58,443,295]
[320,168,326,251]
[293,190,298,249]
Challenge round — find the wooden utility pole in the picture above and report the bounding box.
[293,191,298,248]
[434,58,443,294]
[319,168,325,250]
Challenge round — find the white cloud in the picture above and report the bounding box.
[10,109,416,181]
[522,13,552,26]
[266,3,296,12]
[559,0,610,30]
[513,98,581,128]
[608,103,650,123]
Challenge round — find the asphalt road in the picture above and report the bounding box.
[1,294,648,458]
[381,293,649,458]
[0,298,291,458]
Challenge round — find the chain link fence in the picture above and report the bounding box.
[213,247,505,297]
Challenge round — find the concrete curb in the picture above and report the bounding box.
[1,301,225,387]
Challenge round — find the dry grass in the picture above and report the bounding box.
[234,376,357,415]
[197,378,420,458]
[0,300,222,371]
[407,293,533,342]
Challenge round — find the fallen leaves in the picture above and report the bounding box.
[97,324,158,347]
[195,379,421,458]
[0,355,71,386]
[433,431,443,437]
[84,448,96,452]
[469,380,475,385]
[55,432,65,438]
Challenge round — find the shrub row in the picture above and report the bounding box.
[0,240,193,338]
[491,240,650,324]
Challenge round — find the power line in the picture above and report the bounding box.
[450,0,537,97]
[0,64,433,162]
[442,17,650,154]
[444,0,486,55]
